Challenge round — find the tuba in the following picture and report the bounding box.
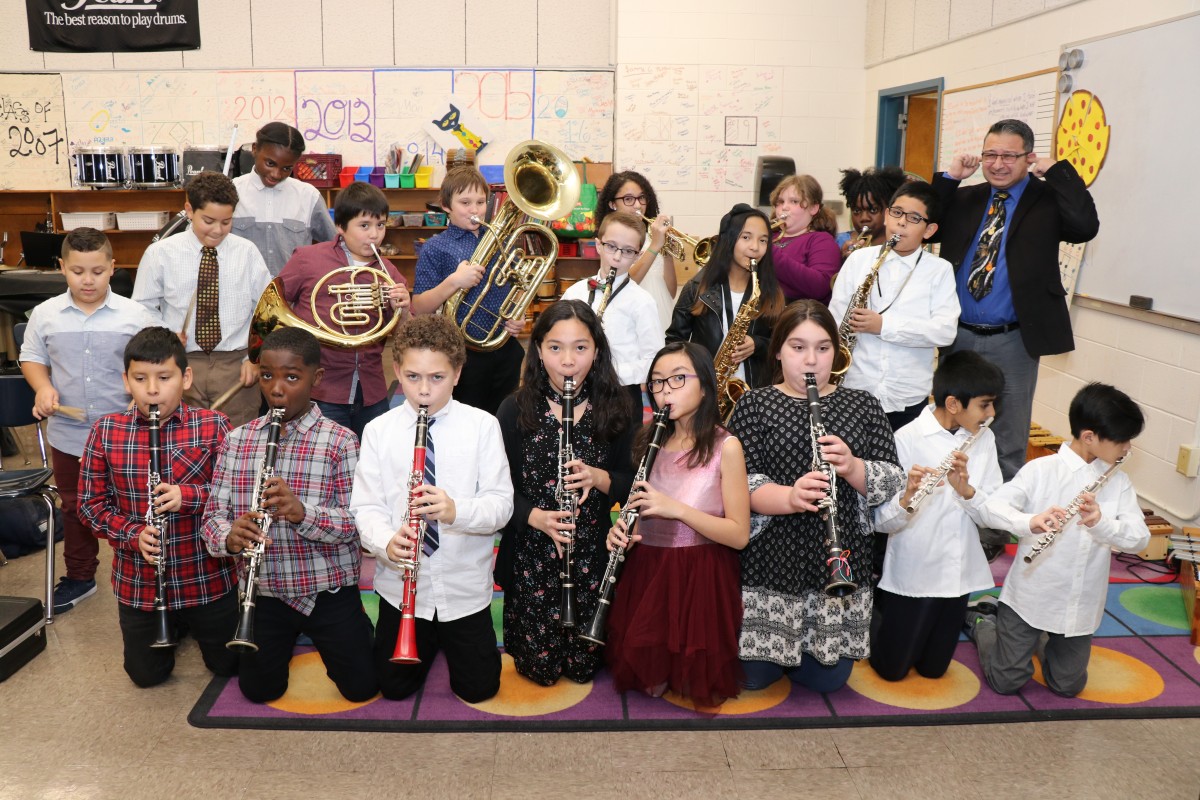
[443,140,581,351]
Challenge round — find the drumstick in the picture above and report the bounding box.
[53,405,86,421]
[222,125,239,176]
[209,381,243,413]
[179,287,198,340]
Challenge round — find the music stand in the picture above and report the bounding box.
[18,232,66,268]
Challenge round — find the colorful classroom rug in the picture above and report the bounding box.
[188,548,1200,732]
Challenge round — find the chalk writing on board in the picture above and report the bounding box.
[725,116,757,146]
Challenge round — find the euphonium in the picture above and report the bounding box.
[1024,454,1127,563]
[391,405,431,664]
[714,258,762,423]
[557,376,580,629]
[146,405,176,649]
[227,407,286,652]
[442,140,581,351]
[833,233,901,386]
[580,405,671,646]
[806,373,857,597]
[646,216,716,270]
[905,417,993,513]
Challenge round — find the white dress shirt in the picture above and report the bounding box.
[828,245,960,412]
[562,271,664,386]
[981,445,1151,636]
[351,399,514,622]
[133,230,271,353]
[875,405,1001,597]
[233,171,338,276]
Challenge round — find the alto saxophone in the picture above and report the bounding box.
[905,417,994,513]
[557,376,580,628]
[834,233,901,386]
[391,405,431,664]
[805,373,856,597]
[580,405,671,646]
[714,258,763,423]
[146,404,176,649]
[595,265,618,320]
[1024,454,1127,563]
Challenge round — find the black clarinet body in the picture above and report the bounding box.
[147,404,177,649]
[804,374,857,597]
[557,376,580,628]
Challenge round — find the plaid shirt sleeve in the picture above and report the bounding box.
[78,413,145,550]
[295,422,359,544]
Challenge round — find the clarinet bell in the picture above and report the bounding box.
[560,582,577,629]
[150,610,178,649]
[824,548,858,598]
[226,601,258,652]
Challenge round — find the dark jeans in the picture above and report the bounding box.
[374,596,500,703]
[869,590,968,681]
[117,590,239,688]
[454,338,524,416]
[51,446,97,582]
[741,656,855,694]
[317,383,391,440]
[236,587,376,704]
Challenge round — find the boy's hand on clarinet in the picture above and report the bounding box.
[228,512,271,554]
[385,524,420,563]
[1030,506,1068,534]
[260,476,304,524]
[1077,492,1101,527]
[945,451,974,500]
[528,508,575,558]
[138,525,162,564]
[452,260,485,290]
[32,386,60,420]
[790,470,831,513]
[946,154,981,180]
[152,482,183,514]
[607,517,639,553]
[414,483,456,525]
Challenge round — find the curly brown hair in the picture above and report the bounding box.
[391,314,467,370]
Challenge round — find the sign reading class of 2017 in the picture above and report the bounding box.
[26,0,201,53]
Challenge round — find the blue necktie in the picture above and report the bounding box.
[422,418,438,556]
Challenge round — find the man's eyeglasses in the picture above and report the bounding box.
[886,206,930,225]
[980,151,1030,164]
[614,194,647,207]
[599,241,641,260]
[647,374,698,393]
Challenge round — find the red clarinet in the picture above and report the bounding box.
[391,404,430,664]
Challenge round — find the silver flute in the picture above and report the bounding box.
[1024,454,1127,563]
[905,417,993,513]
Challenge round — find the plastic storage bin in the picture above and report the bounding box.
[369,167,387,188]
[60,212,116,230]
[414,166,434,188]
[116,211,172,231]
[423,211,447,226]
[339,167,358,188]
[384,173,401,188]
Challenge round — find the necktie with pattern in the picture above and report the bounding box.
[422,419,439,556]
[195,246,222,352]
[966,190,1010,301]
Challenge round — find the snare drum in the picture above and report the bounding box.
[181,145,229,186]
[129,146,180,188]
[75,147,127,188]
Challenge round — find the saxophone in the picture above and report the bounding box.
[714,258,762,423]
[834,233,901,386]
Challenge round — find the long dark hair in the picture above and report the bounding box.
[513,300,632,437]
[767,299,848,384]
[596,171,660,227]
[637,342,723,470]
[690,203,785,324]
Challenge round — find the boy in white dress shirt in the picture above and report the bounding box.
[829,180,961,431]
[350,314,513,702]
[968,382,1150,697]
[871,351,1003,681]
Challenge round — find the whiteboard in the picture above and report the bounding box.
[1065,13,1199,321]
[5,67,614,189]
[936,70,1058,184]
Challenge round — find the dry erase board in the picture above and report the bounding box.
[936,70,1058,184]
[2,67,614,189]
[1064,13,1199,321]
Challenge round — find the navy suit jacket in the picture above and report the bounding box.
[932,161,1099,357]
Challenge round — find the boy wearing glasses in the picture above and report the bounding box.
[562,212,664,408]
[829,180,960,431]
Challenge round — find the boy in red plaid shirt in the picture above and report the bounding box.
[79,327,238,688]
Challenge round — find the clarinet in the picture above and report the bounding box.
[905,417,994,513]
[146,405,177,649]
[805,373,857,597]
[227,407,286,652]
[558,376,580,628]
[1024,454,1127,564]
[391,405,430,664]
[580,405,671,645]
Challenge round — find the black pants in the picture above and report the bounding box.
[454,338,524,415]
[886,399,928,432]
[374,596,500,703]
[869,589,969,681]
[236,587,377,704]
[117,590,239,688]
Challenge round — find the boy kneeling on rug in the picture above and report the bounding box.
[966,382,1150,698]
[201,327,376,704]
[351,315,513,703]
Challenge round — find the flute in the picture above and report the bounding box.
[905,417,993,513]
[1024,455,1127,564]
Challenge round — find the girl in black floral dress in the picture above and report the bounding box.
[495,300,638,686]
[729,300,903,694]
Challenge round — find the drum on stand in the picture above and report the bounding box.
[128,146,180,188]
[181,145,229,185]
[75,147,127,188]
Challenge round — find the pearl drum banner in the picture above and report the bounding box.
[26,0,201,53]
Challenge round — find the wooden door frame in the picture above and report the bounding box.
[875,78,944,168]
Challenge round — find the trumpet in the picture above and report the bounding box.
[391,405,431,664]
[146,405,176,649]
[1024,455,1127,563]
[846,225,872,252]
[557,376,580,628]
[645,216,716,270]
[806,373,856,597]
[770,215,787,233]
[905,417,993,513]
[227,407,286,652]
[580,405,671,646]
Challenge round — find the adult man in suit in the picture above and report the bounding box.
[934,119,1099,554]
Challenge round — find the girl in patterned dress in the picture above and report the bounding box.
[495,300,638,686]
[728,300,903,694]
[604,342,750,706]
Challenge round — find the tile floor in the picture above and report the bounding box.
[3,436,1200,799]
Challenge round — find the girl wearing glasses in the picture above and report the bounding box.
[769,175,842,304]
[597,172,678,330]
[835,166,908,261]
[561,212,665,407]
[604,342,750,707]
[666,203,786,393]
